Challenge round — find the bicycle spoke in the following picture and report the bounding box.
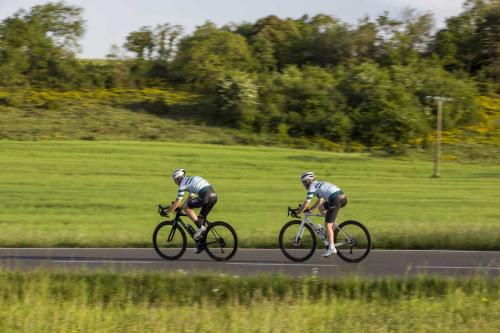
[153,221,187,260]
[279,221,316,262]
[204,222,237,261]
[334,221,371,263]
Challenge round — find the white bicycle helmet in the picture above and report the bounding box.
[172,168,186,180]
[300,171,316,182]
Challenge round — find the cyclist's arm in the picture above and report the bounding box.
[309,198,324,211]
[169,198,182,213]
[181,193,195,208]
[297,187,316,215]
[297,200,311,215]
[168,186,187,213]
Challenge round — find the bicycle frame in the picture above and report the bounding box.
[168,213,192,241]
[294,212,354,248]
[167,212,223,248]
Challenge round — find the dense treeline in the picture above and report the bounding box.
[0,0,498,149]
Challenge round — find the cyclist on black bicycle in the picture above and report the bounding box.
[294,171,347,258]
[164,168,218,253]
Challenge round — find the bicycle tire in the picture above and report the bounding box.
[334,220,371,263]
[152,221,187,260]
[279,220,317,262]
[203,221,238,261]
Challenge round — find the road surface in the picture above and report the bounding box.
[1,248,499,277]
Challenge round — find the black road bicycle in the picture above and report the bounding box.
[153,205,238,261]
[279,206,371,263]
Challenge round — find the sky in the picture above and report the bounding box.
[0,0,466,59]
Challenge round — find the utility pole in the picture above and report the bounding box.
[426,96,453,178]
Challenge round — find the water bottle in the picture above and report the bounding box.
[315,224,327,241]
[186,224,196,237]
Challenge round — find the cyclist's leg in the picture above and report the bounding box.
[324,194,347,245]
[324,201,337,246]
[186,198,203,226]
[318,202,327,216]
[198,191,217,226]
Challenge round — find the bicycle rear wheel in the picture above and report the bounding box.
[203,221,238,261]
[279,220,317,262]
[152,221,187,260]
[334,220,371,263]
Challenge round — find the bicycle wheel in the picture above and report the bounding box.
[279,220,317,262]
[334,220,371,263]
[152,221,187,260]
[203,221,238,261]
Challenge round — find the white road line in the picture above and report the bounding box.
[51,260,155,264]
[373,249,500,253]
[227,262,341,267]
[415,265,500,270]
[1,248,499,254]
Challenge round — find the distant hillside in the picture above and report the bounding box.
[1,88,498,162]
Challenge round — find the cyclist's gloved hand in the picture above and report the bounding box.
[291,209,300,218]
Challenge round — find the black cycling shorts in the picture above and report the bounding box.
[187,188,217,221]
[322,193,347,223]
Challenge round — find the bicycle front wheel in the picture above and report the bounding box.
[204,221,238,261]
[279,220,317,262]
[152,221,187,260]
[334,220,371,263]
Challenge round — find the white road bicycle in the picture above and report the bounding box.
[279,206,371,263]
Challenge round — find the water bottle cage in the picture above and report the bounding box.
[315,224,327,242]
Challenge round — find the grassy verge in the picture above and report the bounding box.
[1,140,499,249]
[0,270,498,332]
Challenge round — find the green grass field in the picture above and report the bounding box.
[1,140,499,249]
[0,270,498,332]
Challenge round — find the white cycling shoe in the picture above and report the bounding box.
[193,224,206,239]
[322,245,337,258]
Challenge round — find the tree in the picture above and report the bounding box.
[340,62,425,147]
[259,65,351,142]
[0,2,85,88]
[305,15,353,67]
[432,0,500,87]
[124,27,155,59]
[215,71,258,130]
[351,16,378,62]
[248,16,303,70]
[173,22,254,90]
[374,9,434,66]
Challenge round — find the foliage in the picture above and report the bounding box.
[264,65,351,142]
[0,1,498,149]
[215,71,259,130]
[432,0,500,90]
[0,87,193,109]
[172,22,255,90]
[340,62,424,147]
[0,2,84,88]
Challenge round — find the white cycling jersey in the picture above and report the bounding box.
[306,180,341,201]
[177,176,211,200]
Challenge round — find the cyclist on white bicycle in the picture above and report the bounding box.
[295,171,347,257]
[165,169,218,253]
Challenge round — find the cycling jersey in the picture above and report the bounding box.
[306,180,341,201]
[177,176,211,200]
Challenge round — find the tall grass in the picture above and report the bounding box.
[0,270,498,332]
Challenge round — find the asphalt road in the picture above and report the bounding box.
[1,248,499,277]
